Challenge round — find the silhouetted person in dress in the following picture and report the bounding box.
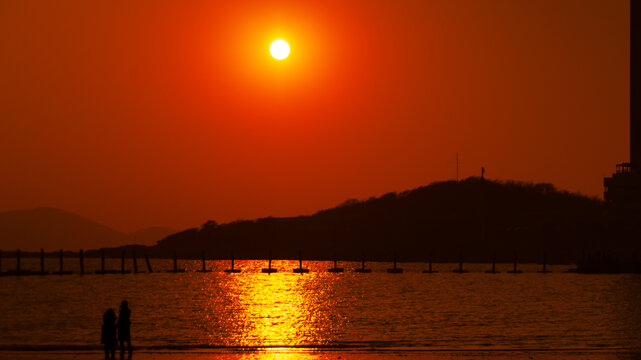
[117,300,132,357]
[101,308,117,359]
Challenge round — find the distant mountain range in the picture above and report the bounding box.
[93,178,636,264]
[0,208,175,251]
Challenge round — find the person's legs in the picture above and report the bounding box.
[126,339,132,355]
[104,345,109,360]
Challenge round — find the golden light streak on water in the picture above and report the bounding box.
[197,260,343,347]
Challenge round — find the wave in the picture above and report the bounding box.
[0,343,632,352]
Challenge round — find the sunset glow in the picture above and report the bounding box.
[0,0,630,233]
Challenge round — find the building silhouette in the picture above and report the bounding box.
[604,1,640,222]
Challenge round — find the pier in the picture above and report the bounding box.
[0,248,602,275]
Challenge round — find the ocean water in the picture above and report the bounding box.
[0,259,640,359]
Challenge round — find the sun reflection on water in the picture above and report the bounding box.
[198,260,343,348]
[2,259,637,358]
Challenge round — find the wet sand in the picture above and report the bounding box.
[1,349,639,360]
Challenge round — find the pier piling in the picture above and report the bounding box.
[53,249,72,275]
[96,250,127,274]
[507,250,523,274]
[423,252,438,273]
[167,251,185,273]
[40,249,46,274]
[453,250,469,273]
[225,251,241,273]
[8,249,33,276]
[294,250,309,273]
[36,248,48,275]
[8,249,36,276]
[197,250,211,273]
[537,250,551,273]
[144,255,153,273]
[355,252,372,273]
[79,249,84,275]
[493,252,497,273]
[174,251,178,272]
[328,254,344,273]
[133,252,139,273]
[261,249,277,273]
[387,252,403,273]
[486,251,499,273]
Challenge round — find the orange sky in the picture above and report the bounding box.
[0,0,630,232]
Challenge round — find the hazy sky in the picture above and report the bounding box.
[0,0,629,232]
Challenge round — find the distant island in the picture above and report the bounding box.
[0,208,174,251]
[85,178,636,264]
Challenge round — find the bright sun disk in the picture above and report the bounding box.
[270,40,290,60]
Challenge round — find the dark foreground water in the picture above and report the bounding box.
[1,259,640,359]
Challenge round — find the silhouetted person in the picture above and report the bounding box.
[101,308,117,359]
[117,300,132,357]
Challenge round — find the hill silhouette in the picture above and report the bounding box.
[129,227,176,246]
[93,178,627,264]
[0,208,171,251]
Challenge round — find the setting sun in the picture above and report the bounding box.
[270,39,290,60]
